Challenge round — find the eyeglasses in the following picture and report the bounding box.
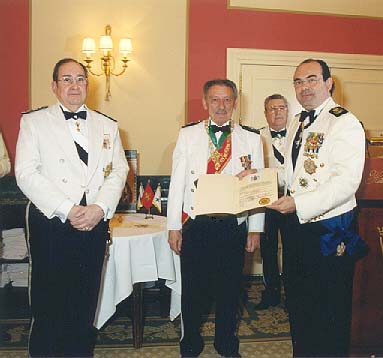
[57,75,88,86]
[293,77,321,88]
[267,105,287,113]
[208,97,234,105]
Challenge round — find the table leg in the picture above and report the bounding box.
[132,282,143,348]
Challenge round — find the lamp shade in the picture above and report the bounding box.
[82,38,96,55]
[119,38,133,56]
[99,35,113,53]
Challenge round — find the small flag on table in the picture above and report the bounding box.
[153,183,162,213]
[142,181,154,210]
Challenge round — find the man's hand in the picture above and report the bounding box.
[68,204,104,231]
[168,230,182,255]
[236,169,257,180]
[267,196,296,214]
[246,232,260,252]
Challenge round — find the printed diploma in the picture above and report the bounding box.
[193,168,278,215]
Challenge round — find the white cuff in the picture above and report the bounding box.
[54,200,75,223]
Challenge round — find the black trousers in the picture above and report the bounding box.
[27,204,108,357]
[260,208,287,297]
[284,213,355,357]
[180,215,247,357]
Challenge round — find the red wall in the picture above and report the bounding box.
[0,0,29,171]
[188,0,383,122]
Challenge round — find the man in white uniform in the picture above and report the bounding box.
[256,94,288,310]
[268,59,366,357]
[167,79,264,358]
[15,58,128,357]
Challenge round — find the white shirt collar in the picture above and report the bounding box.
[59,102,87,113]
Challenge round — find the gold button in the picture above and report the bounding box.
[320,163,324,168]
[191,170,195,175]
[191,206,194,210]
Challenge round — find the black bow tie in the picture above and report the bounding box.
[270,129,286,138]
[210,124,231,134]
[299,110,315,123]
[63,110,87,120]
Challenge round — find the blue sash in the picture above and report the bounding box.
[319,210,368,258]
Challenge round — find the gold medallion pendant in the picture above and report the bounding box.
[304,158,317,175]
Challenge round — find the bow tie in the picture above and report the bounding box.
[63,110,87,120]
[299,110,315,123]
[210,124,231,134]
[270,129,286,138]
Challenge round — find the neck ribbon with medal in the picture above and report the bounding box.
[206,120,232,174]
[181,120,233,225]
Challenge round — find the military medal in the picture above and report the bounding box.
[103,162,112,177]
[240,155,252,170]
[304,158,317,175]
[336,242,346,256]
[103,134,111,149]
[304,132,324,159]
[299,177,308,188]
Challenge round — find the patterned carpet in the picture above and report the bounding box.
[0,340,294,358]
[0,279,291,351]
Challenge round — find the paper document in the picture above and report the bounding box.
[193,168,278,215]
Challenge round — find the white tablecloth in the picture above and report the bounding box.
[94,213,181,329]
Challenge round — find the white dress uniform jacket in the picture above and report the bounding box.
[15,103,128,220]
[283,98,365,224]
[260,126,286,189]
[167,121,265,232]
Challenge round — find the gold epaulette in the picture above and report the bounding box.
[329,106,348,117]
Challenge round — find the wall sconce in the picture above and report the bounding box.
[82,24,133,101]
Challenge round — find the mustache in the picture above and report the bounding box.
[300,89,312,96]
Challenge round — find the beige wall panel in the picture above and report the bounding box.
[31,0,187,175]
[332,68,383,130]
[229,0,383,18]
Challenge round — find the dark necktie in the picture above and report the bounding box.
[291,110,316,170]
[270,129,286,138]
[210,124,231,134]
[63,110,87,120]
[300,110,315,125]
